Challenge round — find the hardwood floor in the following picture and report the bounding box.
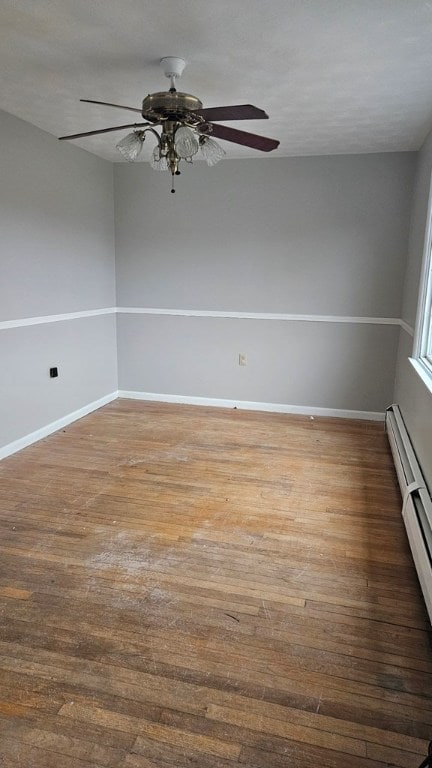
[0,399,431,767]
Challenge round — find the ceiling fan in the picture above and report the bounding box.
[59,57,280,192]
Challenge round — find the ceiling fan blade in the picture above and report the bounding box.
[59,123,149,140]
[80,99,142,113]
[201,123,279,152]
[194,104,268,122]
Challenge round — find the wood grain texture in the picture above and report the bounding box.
[0,399,431,767]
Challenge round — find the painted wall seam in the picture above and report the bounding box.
[400,320,415,336]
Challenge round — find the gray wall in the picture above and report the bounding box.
[0,107,422,452]
[117,314,398,413]
[394,128,432,490]
[114,153,415,413]
[0,110,117,451]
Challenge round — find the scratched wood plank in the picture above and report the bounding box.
[0,399,431,767]
[0,586,31,600]
[59,701,241,759]
[0,722,127,767]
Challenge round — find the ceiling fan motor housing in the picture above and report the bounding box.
[141,91,203,122]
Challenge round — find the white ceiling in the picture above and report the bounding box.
[1,0,432,162]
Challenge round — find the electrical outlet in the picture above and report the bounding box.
[238,353,247,366]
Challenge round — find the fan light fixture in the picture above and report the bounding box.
[114,59,225,192]
[116,130,146,161]
[59,57,279,193]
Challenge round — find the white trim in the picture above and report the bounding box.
[411,169,432,394]
[0,307,116,331]
[0,392,118,461]
[117,307,401,326]
[0,389,385,460]
[118,390,385,421]
[400,320,415,336]
[0,306,406,330]
[409,357,432,396]
[414,171,432,356]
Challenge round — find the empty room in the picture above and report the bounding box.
[1,1,432,767]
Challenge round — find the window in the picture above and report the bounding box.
[412,173,432,393]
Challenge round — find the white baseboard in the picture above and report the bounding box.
[0,391,118,460]
[0,389,385,461]
[118,390,385,421]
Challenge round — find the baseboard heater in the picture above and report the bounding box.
[386,404,432,623]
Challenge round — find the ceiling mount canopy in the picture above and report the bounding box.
[59,57,280,193]
[159,56,186,88]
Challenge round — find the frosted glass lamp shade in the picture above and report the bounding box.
[199,135,225,166]
[116,131,145,161]
[150,146,169,171]
[174,126,199,159]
